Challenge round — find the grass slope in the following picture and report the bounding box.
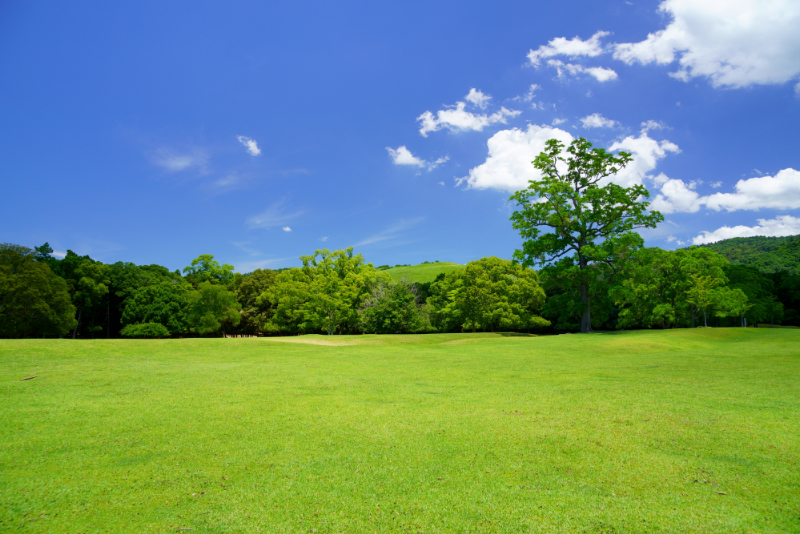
[1,330,799,533]
[384,261,464,284]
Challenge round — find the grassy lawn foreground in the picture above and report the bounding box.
[1,329,798,533]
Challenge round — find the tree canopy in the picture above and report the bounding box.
[509,137,663,333]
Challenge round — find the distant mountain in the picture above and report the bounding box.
[698,234,800,274]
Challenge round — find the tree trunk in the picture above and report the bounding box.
[690,306,696,328]
[579,282,592,333]
[72,308,82,339]
[703,310,707,327]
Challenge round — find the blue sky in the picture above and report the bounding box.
[2,0,799,272]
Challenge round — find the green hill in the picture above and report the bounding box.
[382,261,464,283]
[699,234,800,274]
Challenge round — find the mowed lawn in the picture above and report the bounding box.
[1,330,798,533]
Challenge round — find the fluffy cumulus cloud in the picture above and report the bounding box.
[465,88,491,108]
[237,136,261,156]
[526,31,618,82]
[386,146,448,171]
[458,127,679,193]
[651,168,800,213]
[580,113,617,128]
[692,215,800,245]
[386,146,425,167]
[456,125,574,193]
[704,169,800,211]
[613,0,800,88]
[546,60,618,82]
[528,31,610,65]
[607,133,681,188]
[417,90,520,137]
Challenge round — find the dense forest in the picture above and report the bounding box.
[2,234,799,338]
[700,235,800,274]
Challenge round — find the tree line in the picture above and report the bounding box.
[3,137,799,338]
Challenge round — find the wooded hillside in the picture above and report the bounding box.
[699,235,800,274]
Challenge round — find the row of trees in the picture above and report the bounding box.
[0,242,553,337]
[3,137,798,338]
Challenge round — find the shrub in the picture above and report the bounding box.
[120,322,170,338]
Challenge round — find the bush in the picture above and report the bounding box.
[120,323,170,338]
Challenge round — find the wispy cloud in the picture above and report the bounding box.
[282,226,292,232]
[149,148,209,173]
[246,199,304,230]
[237,135,262,156]
[354,217,424,247]
[231,241,261,257]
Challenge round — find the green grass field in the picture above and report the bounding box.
[384,262,464,284]
[1,329,798,533]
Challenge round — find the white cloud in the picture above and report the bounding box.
[458,127,679,193]
[650,177,703,213]
[580,113,617,128]
[52,251,66,259]
[417,91,521,137]
[692,215,800,245]
[237,136,262,156]
[704,168,800,211]
[608,133,681,188]
[319,236,329,242]
[652,168,800,213]
[547,60,618,82]
[456,124,574,193]
[710,181,722,188]
[512,84,541,102]
[386,146,449,171]
[465,88,491,108]
[551,118,567,125]
[282,226,292,232]
[640,120,668,132]
[527,31,611,66]
[246,199,304,229]
[613,0,800,88]
[387,146,425,167]
[439,181,445,186]
[150,148,208,172]
[428,156,450,170]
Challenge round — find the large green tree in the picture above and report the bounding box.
[0,244,76,337]
[186,282,242,336]
[360,280,422,334]
[260,248,388,335]
[426,257,549,333]
[70,259,111,339]
[231,269,277,334]
[509,138,664,333]
[183,255,235,287]
[611,246,729,329]
[121,282,190,334]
